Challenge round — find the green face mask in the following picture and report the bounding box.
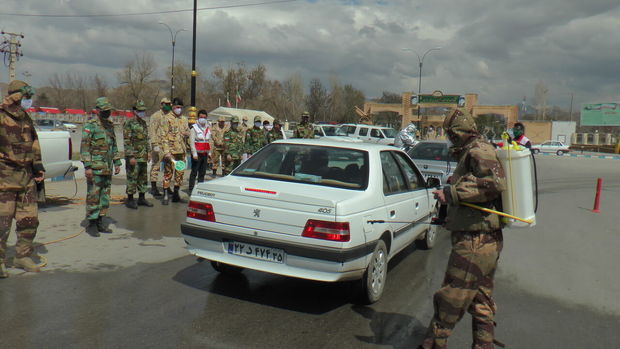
[162,104,172,112]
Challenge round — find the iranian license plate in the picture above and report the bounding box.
[223,240,285,264]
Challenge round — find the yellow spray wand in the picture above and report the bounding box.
[460,202,534,224]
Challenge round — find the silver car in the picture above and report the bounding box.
[406,140,456,185]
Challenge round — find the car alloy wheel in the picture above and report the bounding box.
[417,205,438,249]
[556,150,564,156]
[359,240,388,304]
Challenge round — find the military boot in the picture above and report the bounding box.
[0,262,8,278]
[137,193,153,207]
[125,195,138,209]
[172,186,186,203]
[13,256,41,273]
[97,217,113,234]
[86,219,100,237]
[162,188,170,205]
[212,169,217,176]
[150,182,162,197]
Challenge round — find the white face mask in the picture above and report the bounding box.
[265,125,273,131]
[136,111,146,118]
[21,98,33,110]
[173,107,182,115]
[254,122,262,128]
[198,118,207,126]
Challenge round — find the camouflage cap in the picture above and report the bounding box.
[160,97,171,104]
[8,80,34,97]
[231,116,239,123]
[242,116,249,121]
[443,108,478,147]
[95,97,113,111]
[218,116,226,122]
[133,100,147,111]
[254,115,262,122]
[273,118,281,125]
[301,111,310,117]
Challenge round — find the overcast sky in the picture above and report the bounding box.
[2,0,619,108]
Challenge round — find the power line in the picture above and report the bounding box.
[0,0,299,18]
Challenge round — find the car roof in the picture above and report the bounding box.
[272,138,400,151]
[339,123,394,129]
[415,140,450,144]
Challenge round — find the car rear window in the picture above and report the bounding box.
[408,142,450,161]
[233,144,369,190]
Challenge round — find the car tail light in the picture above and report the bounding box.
[302,220,350,242]
[187,201,216,222]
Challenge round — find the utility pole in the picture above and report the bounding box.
[0,31,25,83]
[569,93,574,122]
[188,0,198,125]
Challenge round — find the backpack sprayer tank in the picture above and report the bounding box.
[496,134,536,228]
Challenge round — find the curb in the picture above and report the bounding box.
[537,153,620,160]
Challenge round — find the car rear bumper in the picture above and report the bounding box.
[181,222,374,282]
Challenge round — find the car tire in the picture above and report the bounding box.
[556,150,564,156]
[210,261,244,274]
[358,240,388,304]
[532,149,540,154]
[416,205,438,250]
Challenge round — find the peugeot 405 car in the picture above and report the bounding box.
[181,139,440,303]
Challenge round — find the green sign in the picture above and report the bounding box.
[411,94,465,106]
[581,103,620,126]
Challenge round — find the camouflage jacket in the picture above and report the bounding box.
[123,117,150,162]
[293,123,315,139]
[443,136,507,232]
[222,128,245,160]
[210,123,228,148]
[148,109,170,147]
[266,128,284,144]
[245,127,266,154]
[158,113,189,155]
[238,124,249,142]
[81,116,122,176]
[0,105,44,190]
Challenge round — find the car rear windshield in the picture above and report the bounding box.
[233,144,369,190]
[381,128,397,138]
[408,142,450,162]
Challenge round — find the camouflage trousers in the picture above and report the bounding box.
[211,147,224,171]
[163,154,185,189]
[86,175,111,221]
[0,185,39,262]
[223,157,241,175]
[126,159,148,195]
[421,230,503,349]
[149,147,162,182]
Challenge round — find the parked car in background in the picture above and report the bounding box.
[60,121,78,132]
[34,129,77,202]
[313,124,362,143]
[181,139,440,304]
[406,140,456,185]
[338,124,397,145]
[531,140,570,155]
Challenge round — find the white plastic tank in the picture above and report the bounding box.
[496,147,536,228]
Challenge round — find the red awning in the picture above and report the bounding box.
[39,107,61,114]
[112,110,132,117]
[26,107,37,113]
[65,108,86,115]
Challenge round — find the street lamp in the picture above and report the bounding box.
[159,22,186,100]
[403,47,441,129]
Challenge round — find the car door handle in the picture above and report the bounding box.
[415,202,419,209]
[390,210,396,218]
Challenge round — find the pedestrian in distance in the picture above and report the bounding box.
[222,116,245,175]
[123,100,153,209]
[266,118,285,144]
[419,108,507,349]
[293,111,314,139]
[158,97,189,205]
[239,116,249,142]
[148,97,173,198]
[81,97,122,237]
[245,115,267,157]
[210,116,228,176]
[0,80,45,276]
[189,109,211,193]
[511,122,532,150]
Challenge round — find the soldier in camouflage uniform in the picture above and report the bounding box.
[81,97,122,237]
[148,97,172,197]
[238,116,249,142]
[210,116,228,176]
[245,115,267,156]
[293,111,314,139]
[267,118,285,144]
[123,100,153,209]
[0,80,45,276]
[158,97,189,205]
[420,109,507,349]
[222,116,245,175]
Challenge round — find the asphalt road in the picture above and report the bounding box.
[1,155,619,349]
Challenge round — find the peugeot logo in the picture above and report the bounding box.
[253,209,261,218]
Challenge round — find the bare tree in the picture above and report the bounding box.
[306,78,328,122]
[283,73,304,121]
[327,74,346,122]
[92,74,108,97]
[116,51,158,108]
[534,81,549,120]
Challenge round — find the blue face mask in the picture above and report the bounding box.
[21,98,33,110]
[254,122,262,127]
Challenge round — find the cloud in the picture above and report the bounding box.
[1,0,619,108]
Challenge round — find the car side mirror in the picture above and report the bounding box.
[426,177,441,188]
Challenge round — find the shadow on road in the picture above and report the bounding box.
[353,305,428,348]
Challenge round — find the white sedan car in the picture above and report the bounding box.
[181,139,440,303]
[531,140,570,155]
